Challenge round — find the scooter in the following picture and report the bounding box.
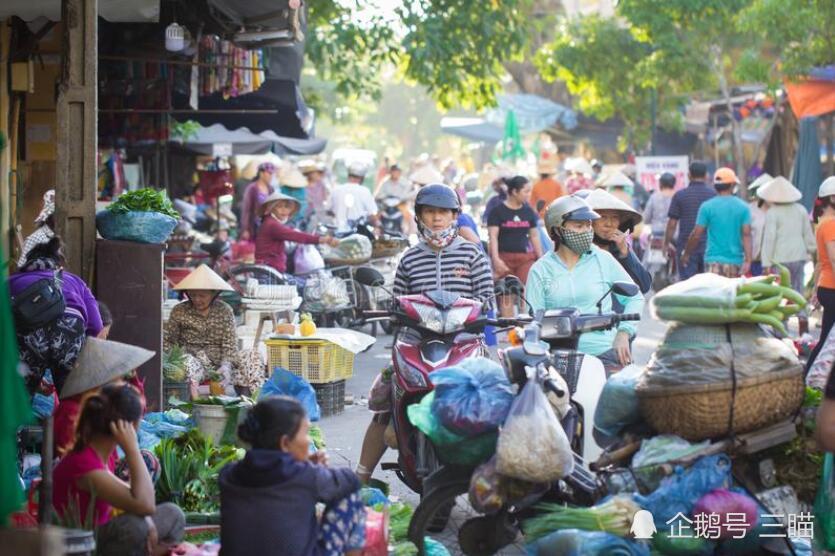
[378,195,405,237]
[355,268,519,494]
[643,230,675,291]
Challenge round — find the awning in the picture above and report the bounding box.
[175,124,273,156]
[0,0,159,22]
[259,131,327,155]
[487,94,578,133]
[440,117,504,143]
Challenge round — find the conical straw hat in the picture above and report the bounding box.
[279,165,308,188]
[258,191,301,217]
[61,338,155,399]
[748,173,773,191]
[597,171,633,189]
[173,264,234,291]
[410,165,444,185]
[585,188,643,230]
[565,157,593,176]
[757,176,802,204]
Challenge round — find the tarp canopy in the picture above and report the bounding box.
[786,80,835,119]
[441,117,504,143]
[175,124,327,156]
[0,0,159,21]
[487,93,577,133]
[176,124,272,155]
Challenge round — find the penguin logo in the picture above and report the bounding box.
[630,510,656,539]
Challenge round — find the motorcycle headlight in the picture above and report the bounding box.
[540,316,572,339]
[412,303,444,333]
[444,306,473,333]
[394,349,428,388]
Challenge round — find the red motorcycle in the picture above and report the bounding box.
[356,268,515,494]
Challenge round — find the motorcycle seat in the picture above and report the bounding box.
[200,240,231,258]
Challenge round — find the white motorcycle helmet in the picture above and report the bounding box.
[543,195,601,240]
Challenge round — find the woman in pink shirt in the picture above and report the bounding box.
[53,383,184,554]
[254,192,338,273]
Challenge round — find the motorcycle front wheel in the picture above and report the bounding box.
[408,480,523,556]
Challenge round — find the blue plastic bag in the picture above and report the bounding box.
[259,367,321,422]
[431,357,514,436]
[634,454,732,527]
[526,528,650,556]
[593,364,644,437]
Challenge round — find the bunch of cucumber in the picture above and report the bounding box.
[654,265,806,335]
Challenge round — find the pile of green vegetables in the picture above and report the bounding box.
[106,187,179,219]
[163,346,187,383]
[654,265,806,335]
[155,429,243,513]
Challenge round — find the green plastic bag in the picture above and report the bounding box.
[815,452,835,551]
[407,392,496,466]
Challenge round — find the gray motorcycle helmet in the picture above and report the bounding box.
[543,195,600,233]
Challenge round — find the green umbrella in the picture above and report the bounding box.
[0,246,32,525]
[500,109,525,162]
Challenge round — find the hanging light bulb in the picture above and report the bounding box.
[165,22,185,52]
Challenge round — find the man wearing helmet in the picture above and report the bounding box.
[327,162,380,232]
[355,183,494,483]
[526,195,644,372]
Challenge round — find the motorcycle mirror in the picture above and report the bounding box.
[503,275,524,294]
[612,281,640,298]
[536,199,546,213]
[355,267,386,287]
[494,277,508,296]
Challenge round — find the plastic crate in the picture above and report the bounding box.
[314,380,346,418]
[265,338,354,384]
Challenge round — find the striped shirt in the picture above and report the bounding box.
[668,181,716,251]
[394,237,494,307]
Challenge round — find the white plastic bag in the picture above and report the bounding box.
[651,273,739,319]
[496,376,574,483]
[294,244,325,275]
[808,325,835,389]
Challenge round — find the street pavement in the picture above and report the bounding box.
[318,301,668,505]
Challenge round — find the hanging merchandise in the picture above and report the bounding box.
[199,36,266,99]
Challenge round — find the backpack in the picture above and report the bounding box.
[11,270,66,331]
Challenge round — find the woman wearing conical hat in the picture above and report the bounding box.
[164,265,263,392]
[757,176,815,334]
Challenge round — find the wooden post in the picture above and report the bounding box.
[827,112,834,177]
[55,0,97,283]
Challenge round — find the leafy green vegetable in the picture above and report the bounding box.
[310,424,326,450]
[107,188,179,219]
[805,387,823,409]
[163,345,187,382]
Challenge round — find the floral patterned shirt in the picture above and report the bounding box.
[164,300,237,368]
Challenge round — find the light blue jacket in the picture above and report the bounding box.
[526,247,645,356]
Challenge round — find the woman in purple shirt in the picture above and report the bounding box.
[9,236,102,395]
[240,162,276,241]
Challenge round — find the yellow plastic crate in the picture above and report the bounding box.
[265,338,354,384]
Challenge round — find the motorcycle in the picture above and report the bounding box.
[402,276,642,555]
[643,231,675,291]
[355,268,521,495]
[378,195,406,237]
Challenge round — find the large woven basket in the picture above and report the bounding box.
[637,368,803,441]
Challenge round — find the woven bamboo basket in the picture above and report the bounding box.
[636,368,804,441]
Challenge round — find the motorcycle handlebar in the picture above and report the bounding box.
[617,313,642,322]
[543,378,565,398]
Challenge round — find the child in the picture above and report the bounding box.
[52,383,184,556]
[220,396,365,556]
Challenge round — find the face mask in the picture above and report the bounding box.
[417,220,459,249]
[559,227,594,254]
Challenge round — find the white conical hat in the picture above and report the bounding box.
[173,264,234,292]
[410,165,444,185]
[748,173,773,191]
[585,188,643,230]
[258,191,301,217]
[61,338,155,399]
[279,165,308,188]
[757,176,802,204]
[597,171,633,189]
[565,157,594,176]
[820,176,835,198]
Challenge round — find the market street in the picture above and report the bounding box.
[320,302,668,505]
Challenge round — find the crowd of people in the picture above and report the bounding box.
[11,149,835,555]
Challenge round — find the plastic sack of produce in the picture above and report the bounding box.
[468,456,547,515]
[593,364,645,437]
[294,244,325,275]
[652,532,714,555]
[362,508,389,556]
[496,375,573,483]
[634,454,732,527]
[259,367,321,422]
[638,337,802,388]
[652,273,806,334]
[303,271,350,311]
[692,489,759,539]
[431,357,514,436]
[407,391,496,466]
[526,528,650,556]
[321,234,372,263]
[814,453,835,551]
[630,435,711,491]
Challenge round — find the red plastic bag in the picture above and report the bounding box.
[362,508,389,556]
